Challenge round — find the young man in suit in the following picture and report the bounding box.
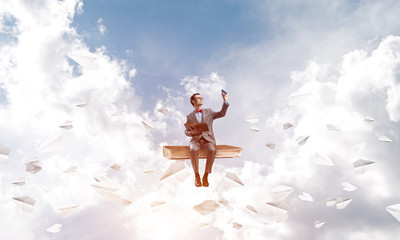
[184,92,229,187]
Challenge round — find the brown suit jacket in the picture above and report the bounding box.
[185,102,229,145]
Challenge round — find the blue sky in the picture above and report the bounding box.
[2,0,400,239]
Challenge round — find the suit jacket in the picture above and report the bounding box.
[185,102,229,145]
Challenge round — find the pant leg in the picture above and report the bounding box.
[203,142,216,173]
[189,142,201,173]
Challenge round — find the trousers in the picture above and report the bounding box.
[189,138,216,174]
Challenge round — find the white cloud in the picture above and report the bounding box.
[180,72,227,101]
[97,18,107,36]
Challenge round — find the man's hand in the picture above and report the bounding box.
[221,92,228,102]
[191,128,202,136]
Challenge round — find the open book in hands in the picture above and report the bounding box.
[185,122,209,133]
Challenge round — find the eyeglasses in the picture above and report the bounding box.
[194,97,203,100]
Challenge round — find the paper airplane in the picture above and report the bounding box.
[326,124,340,131]
[386,203,400,222]
[37,135,64,153]
[0,143,11,164]
[56,203,79,218]
[265,143,276,149]
[122,199,132,206]
[249,126,261,132]
[378,136,392,143]
[335,198,352,209]
[364,117,376,123]
[193,200,220,215]
[91,179,121,201]
[326,198,337,207]
[12,177,26,186]
[13,196,36,212]
[64,166,77,173]
[297,136,309,146]
[298,192,314,202]
[342,182,357,192]
[199,223,209,228]
[282,122,293,130]
[246,205,258,214]
[76,101,87,108]
[46,224,62,233]
[143,170,154,174]
[141,120,153,130]
[158,108,168,115]
[265,202,289,222]
[352,143,366,153]
[314,220,325,228]
[25,160,42,174]
[232,222,243,229]
[312,152,334,166]
[150,201,167,208]
[110,164,121,171]
[67,51,99,70]
[353,159,375,174]
[245,114,259,124]
[218,198,229,206]
[111,109,124,117]
[160,161,186,181]
[59,120,73,130]
[271,185,294,202]
[225,172,244,186]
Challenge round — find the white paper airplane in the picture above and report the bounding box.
[12,177,26,186]
[111,109,124,117]
[110,164,121,171]
[158,108,168,115]
[199,223,209,228]
[386,203,400,222]
[232,222,243,229]
[56,203,79,218]
[25,160,42,174]
[150,201,167,208]
[378,136,392,143]
[143,170,154,174]
[67,51,99,70]
[193,200,220,215]
[342,182,357,192]
[245,114,259,124]
[298,192,314,202]
[225,172,244,186]
[282,122,293,130]
[64,166,77,173]
[265,143,276,149]
[314,220,325,228]
[37,135,65,153]
[218,198,229,206]
[312,152,334,166]
[335,198,352,209]
[265,202,289,222]
[141,120,153,130]
[271,185,294,202]
[297,136,310,146]
[249,126,261,132]
[13,196,36,212]
[59,120,73,130]
[122,199,132,206]
[0,143,11,164]
[364,117,376,123]
[326,198,337,207]
[353,159,375,174]
[76,101,87,108]
[326,124,340,131]
[352,143,366,153]
[246,205,258,214]
[160,161,186,181]
[46,224,62,233]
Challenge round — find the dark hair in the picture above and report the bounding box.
[190,93,200,106]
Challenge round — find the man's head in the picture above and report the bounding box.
[190,93,203,107]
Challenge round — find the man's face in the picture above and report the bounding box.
[192,95,203,107]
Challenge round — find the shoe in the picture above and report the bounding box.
[202,176,209,187]
[195,175,202,187]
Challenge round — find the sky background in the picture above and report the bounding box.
[1,0,400,239]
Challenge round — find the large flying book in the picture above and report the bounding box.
[184,122,209,132]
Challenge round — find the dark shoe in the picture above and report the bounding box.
[195,175,202,187]
[202,177,209,187]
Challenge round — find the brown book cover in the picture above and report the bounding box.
[184,122,209,132]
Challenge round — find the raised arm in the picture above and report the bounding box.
[212,91,229,119]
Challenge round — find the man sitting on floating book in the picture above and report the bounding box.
[184,90,229,187]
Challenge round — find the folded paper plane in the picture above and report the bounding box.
[297,136,309,146]
[150,201,167,208]
[110,164,121,171]
[199,223,209,228]
[225,172,244,186]
[158,108,168,115]
[335,198,352,209]
[141,121,153,130]
[25,160,42,174]
[67,51,99,70]
[193,200,220,215]
[59,120,73,130]
[111,109,124,117]
[265,143,276,149]
[378,136,392,143]
[76,101,87,108]
[271,185,294,202]
[249,126,261,132]
[265,202,289,222]
[326,124,340,131]
[246,205,258,214]
[342,182,357,192]
[245,114,259,124]
[352,143,366,153]
[64,166,77,173]
[13,196,36,212]
[312,152,334,166]
[56,203,79,218]
[0,143,11,164]
[12,177,26,186]
[160,161,185,181]
[314,220,325,228]
[282,122,293,130]
[326,198,336,207]
[232,222,243,229]
[364,117,376,123]
[46,224,62,233]
[386,203,400,222]
[37,135,64,153]
[218,198,229,206]
[143,170,154,174]
[353,159,375,174]
[298,192,314,202]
